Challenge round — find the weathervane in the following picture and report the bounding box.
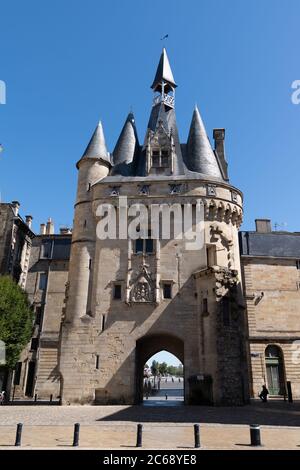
[160,34,169,41]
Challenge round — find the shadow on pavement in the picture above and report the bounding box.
[97,400,300,426]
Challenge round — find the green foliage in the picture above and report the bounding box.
[151,360,159,376]
[166,364,183,377]
[158,361,168,375]
[0,275,34,369]
[147,359,183,377]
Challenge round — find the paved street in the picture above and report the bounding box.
[0,401,300,449]
[143,377,184,406]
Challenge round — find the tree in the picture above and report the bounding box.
[0,275,34,369]
[151,360,159,377]
[159,362,168,376]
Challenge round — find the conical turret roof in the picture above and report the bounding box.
[111,112,140,176]
[186,106,222,178]
[77,121,110,168]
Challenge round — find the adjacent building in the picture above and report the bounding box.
[0,201,34,392]
[12,221,71,399]
[240,219,300,399]
[0,201,34,286]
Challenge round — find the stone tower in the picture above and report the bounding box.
[59,49,248,405]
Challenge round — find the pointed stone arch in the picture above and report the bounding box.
[135,333,184,403]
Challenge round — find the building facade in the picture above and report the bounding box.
[240,219,300,400]
[59,49,247,405]
[0,201,34,286]
[11,221,71,399]
[0,201,34,392]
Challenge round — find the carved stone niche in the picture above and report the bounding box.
[130,265,155,303]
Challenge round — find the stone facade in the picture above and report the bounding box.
[0,202,34,393]
[11,225,71,400]
[240,220,300,400]
[59,49,248,406]
[0,202,34,286]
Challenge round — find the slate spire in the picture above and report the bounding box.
[186,106,222,179]
[77,121,110,168]
[111,112,140,176]
[151,48,177,92]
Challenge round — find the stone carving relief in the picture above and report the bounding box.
[130,264,155,303]
[169,184,182,195]
[210,223,234,268]
[109,186,120,196]
[138,185,150,196]
[231,191,238,203]
[207,184,216,196]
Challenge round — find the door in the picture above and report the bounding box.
[266,359,281,395]
[265,345,285,396]
[25,361,35,397]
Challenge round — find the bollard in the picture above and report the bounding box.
[34,393,37,403]
[287,381,293,403]
[73,423,80,447]
[194,424,200,448]
[15,423,23,446]
[250,424,261,446]
[136,423,143,447]
[50,394,53,404]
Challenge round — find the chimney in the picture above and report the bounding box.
[46,218,55,235]
[40,223,46,235]
[25,215,33,228]
[11,200,20,216]
[255,219,272,233]
[213,129,228,180]
[60,227,72,235]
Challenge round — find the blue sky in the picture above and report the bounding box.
[1,0,299,237]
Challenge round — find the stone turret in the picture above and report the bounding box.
[64,121,110,324]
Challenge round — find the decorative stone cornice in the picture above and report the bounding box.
[202,198,243,228]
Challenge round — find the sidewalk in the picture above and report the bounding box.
[0,423,300,449]
[0,402,300,449]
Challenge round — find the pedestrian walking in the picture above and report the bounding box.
[259,385,269,402]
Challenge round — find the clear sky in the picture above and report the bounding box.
[1,0,299,236]
[146,351,182,368]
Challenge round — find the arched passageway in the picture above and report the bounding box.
[135,334,184,405]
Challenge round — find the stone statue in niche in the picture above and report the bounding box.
[130,264,155,303]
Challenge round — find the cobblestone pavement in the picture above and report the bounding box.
[0,401,300,449]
